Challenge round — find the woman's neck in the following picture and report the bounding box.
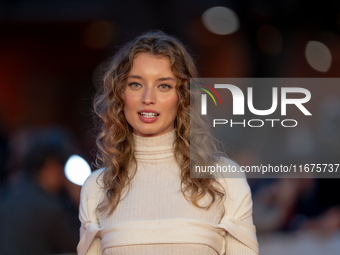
[133,129,176,160]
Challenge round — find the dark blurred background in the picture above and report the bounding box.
[1,0,340,254]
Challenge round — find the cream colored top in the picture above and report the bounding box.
[77,130,259,255]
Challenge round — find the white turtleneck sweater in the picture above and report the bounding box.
[77,130,259,255]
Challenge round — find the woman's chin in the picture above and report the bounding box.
[133,127,172,137]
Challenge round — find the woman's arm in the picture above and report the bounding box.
[77,170,104,255]
[216,159,259,254]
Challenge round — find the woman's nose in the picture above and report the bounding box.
[142,87,156,105]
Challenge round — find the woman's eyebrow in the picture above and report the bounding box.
[127,74,142,79]
[157,77,176,81]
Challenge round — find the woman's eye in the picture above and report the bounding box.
[159,84,171,90]
[128,82,141,89]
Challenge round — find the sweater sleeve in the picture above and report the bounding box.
[77,170,104,255]
[216,159,259,255]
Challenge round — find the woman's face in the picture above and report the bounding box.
[123,53,179,137]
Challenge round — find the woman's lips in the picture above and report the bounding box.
[138,112,159,123]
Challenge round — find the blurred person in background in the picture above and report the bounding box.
[0,128,36,200]
[253,177,340,235]
[0,127,79,255]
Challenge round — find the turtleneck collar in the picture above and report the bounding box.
[133,129,176,160]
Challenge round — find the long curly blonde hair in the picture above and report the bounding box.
[94,30,225,215]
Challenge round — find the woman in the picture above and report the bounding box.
[77,30,259,255]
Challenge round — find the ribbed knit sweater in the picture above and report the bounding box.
[77,130,259,255]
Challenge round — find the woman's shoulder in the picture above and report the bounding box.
[81,168,105,198]
[214,157,250,196]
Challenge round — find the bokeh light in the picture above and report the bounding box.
[305,41,332,72]
[64,155,91,186]
[202,6,239,35]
